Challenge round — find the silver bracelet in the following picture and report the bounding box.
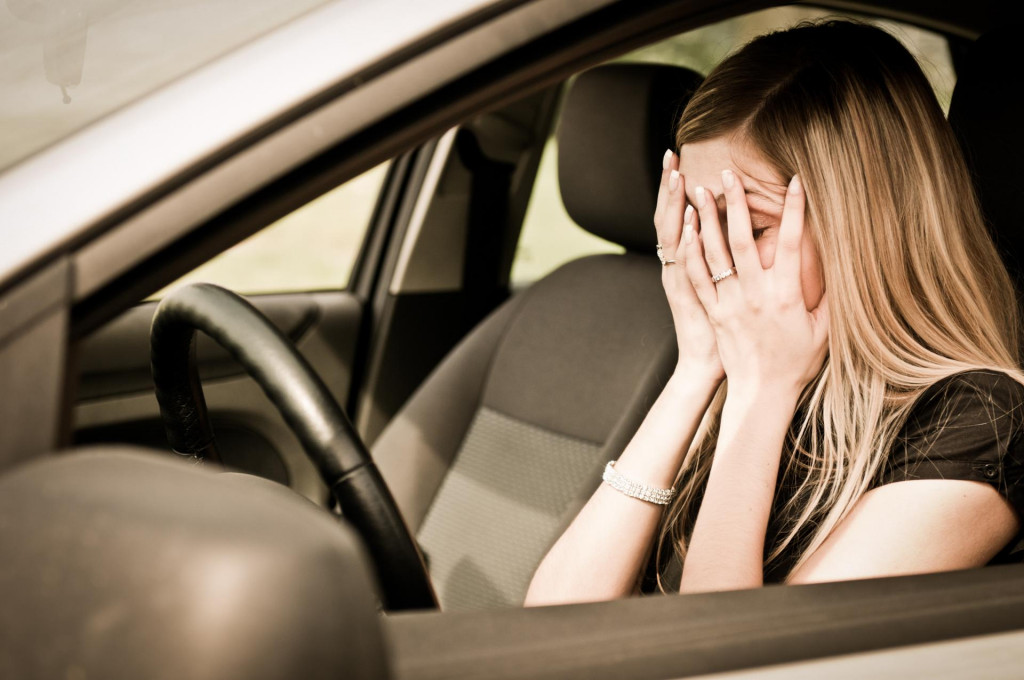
[602,461,676,505]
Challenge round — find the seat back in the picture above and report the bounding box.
[373,63,703,610]
[949,28,1023,290]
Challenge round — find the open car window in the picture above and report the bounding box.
[152,161,389,297]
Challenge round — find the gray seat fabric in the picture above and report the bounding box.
[372,63,704,610]
[948,28,1023,292]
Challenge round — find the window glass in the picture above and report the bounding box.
[510,7,955,289]
[510,135,623,288]
[155,162,388,297]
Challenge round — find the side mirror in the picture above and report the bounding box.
[0,447,390,679]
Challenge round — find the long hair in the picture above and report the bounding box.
[657,20,1023,583]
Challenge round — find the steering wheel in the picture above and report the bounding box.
[149,282,437,612]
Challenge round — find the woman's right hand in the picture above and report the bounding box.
[654,150,725,385]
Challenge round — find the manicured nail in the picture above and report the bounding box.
[721,169,734,189]
[695,185,706,208]
[684,224,693,244]
[663,149,673,170]
[789,175,801,195]
[669,170,680,192]
[684,204,694,225]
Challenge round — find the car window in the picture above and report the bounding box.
[509,6,955,290]
[154,161,388,297]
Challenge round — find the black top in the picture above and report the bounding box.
[653,369,1024,591]
[760,369,1024,583]
[878,370,1024,552]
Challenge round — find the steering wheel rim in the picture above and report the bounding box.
[150,282,437,612]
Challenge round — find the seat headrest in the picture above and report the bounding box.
[557,63,704,253]
[948,29,1022,287]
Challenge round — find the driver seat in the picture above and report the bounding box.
[372,63,703,610]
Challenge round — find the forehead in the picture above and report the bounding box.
[679,137,786,202]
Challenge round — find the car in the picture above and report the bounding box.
[1,0,1022,677]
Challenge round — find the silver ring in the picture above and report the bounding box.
[656,244,677,267]
[711,267,737,284]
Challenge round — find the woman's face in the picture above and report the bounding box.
[679,136,824,311]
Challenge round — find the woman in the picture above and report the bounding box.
[525,20,1024,604]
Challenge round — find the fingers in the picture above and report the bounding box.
[775,175,806,302]
[693,184,733,283]
[654,151,683,257]
[654,150,671,226]
[662,202,702,311]
[664,170,686,257]
[721,170,761,278]
[682,202,718,308]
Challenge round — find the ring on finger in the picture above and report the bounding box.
[656,244,677,267]
[711,266,737,284]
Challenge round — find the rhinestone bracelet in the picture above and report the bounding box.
[602,461,676,505]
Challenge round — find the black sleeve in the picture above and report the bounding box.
[879,370,1024,550]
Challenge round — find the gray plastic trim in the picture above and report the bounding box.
[692,629,1024,680]
[385,565,1024,679]
[390,127,461,294]
[0,259,71,471]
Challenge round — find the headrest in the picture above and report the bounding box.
[948,29,1022,288]
[557,63,704,252]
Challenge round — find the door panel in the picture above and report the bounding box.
[385,565,1024,680]
[73,291,362,502]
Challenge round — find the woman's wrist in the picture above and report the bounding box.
[724,378,803,409]
[670,363,724,393]
[712,383,801,468]
[681,382,797,593]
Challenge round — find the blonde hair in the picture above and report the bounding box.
[658,20,1024,583]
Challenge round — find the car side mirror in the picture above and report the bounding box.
[0,447,390,680]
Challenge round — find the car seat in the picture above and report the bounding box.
[371,63,704,610]
[949,28,1021,292]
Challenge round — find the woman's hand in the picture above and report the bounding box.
[655,151,725,385]
[682,171,829,396]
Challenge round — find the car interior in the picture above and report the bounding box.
[70,2,1011,606]
[6,0,1024,677]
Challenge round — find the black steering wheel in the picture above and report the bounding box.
[149,282,437,611]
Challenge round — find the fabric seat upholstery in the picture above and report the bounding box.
[372,63,704,610]
[949,28,1022,291]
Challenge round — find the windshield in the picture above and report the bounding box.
[0,0,334,174]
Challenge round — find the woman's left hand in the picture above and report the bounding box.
[682,171,829,397]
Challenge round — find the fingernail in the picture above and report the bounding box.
[684,224,693,244]
[721,169,734,189]
[669,170,680,192]
[789,175,802,195]
[684,204,694,225]
[695,185,706,208]
[662,149,673,170]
